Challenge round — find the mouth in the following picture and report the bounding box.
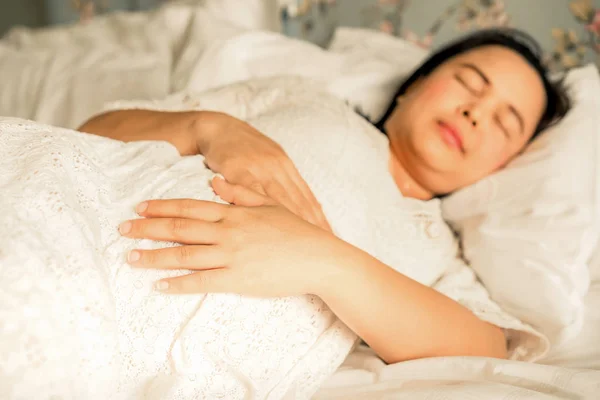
[437,120,465,154]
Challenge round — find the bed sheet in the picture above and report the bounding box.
[313,346,600,399]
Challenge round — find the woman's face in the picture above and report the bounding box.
[385,45,546,196]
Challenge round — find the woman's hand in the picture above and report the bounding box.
[196,112,331,231]
[119,178,347,296]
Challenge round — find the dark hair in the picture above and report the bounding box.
[373,28,571,141]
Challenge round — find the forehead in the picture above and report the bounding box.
[445,45,546,130]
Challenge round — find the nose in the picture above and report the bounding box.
[460,96,496,129]
[462,109,477,127]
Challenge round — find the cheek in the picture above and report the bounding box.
[475,138,513,171]
[397,77,457,126]
[414,77,457,106]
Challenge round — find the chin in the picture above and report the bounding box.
[413,135,459,173]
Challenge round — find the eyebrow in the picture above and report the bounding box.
[458,62,525,135]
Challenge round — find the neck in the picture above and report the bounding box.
[388,143,434,200]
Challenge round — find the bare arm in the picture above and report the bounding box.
[317,245,508,364]
[122,180,509,364]
[78,110,207,156]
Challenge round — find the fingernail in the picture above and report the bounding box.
[136,202,148,214]
[154,281,169,291]
[119,221,132,234]
[128,250,141,263]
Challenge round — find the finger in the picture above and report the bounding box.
[127,245,228,270]
[231,173,267,197]
[285,174,323,226]
[154,268,233,294]
[292,179,331,231]
[283,164,331,231]
[263,178,304,217]
[211,176,275,206]
[247,181,268,197]
[119,218,221,244]
[306,195,331,232]
[269,172,322,227]
[135,198,226,222]
[320,216,333,232]
[269,158,323,227]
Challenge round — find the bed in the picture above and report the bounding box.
[0,1,598,399]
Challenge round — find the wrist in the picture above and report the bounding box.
[190,110,223,156]
[310,237,371,299]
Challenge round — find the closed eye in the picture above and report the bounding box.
[455,74,479,93]
[454,64,487,94]
[494,115,510,138]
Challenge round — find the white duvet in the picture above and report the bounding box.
[0,78,363,399]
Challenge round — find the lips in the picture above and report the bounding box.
[437,121,464,153]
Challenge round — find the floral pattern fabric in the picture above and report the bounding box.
[280,0,600,72]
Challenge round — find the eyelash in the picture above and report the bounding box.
[495,116,510,139]
[455,75,477,93]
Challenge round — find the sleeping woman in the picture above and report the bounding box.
[1,28,570,399]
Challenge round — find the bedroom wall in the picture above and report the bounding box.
[0,0,166,36]
[0,0,46,35]
[42,0,166,26]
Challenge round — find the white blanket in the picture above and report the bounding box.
[0,80,360,399]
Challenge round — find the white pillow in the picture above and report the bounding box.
[326,28,600,345]
[441,65,600,345]
[0,42,172,129]
[0,6,177,128]
[540,235,600,370]
[171,26,429,115]
[326,27,428,122]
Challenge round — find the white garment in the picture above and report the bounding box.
[0,77,546,399]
